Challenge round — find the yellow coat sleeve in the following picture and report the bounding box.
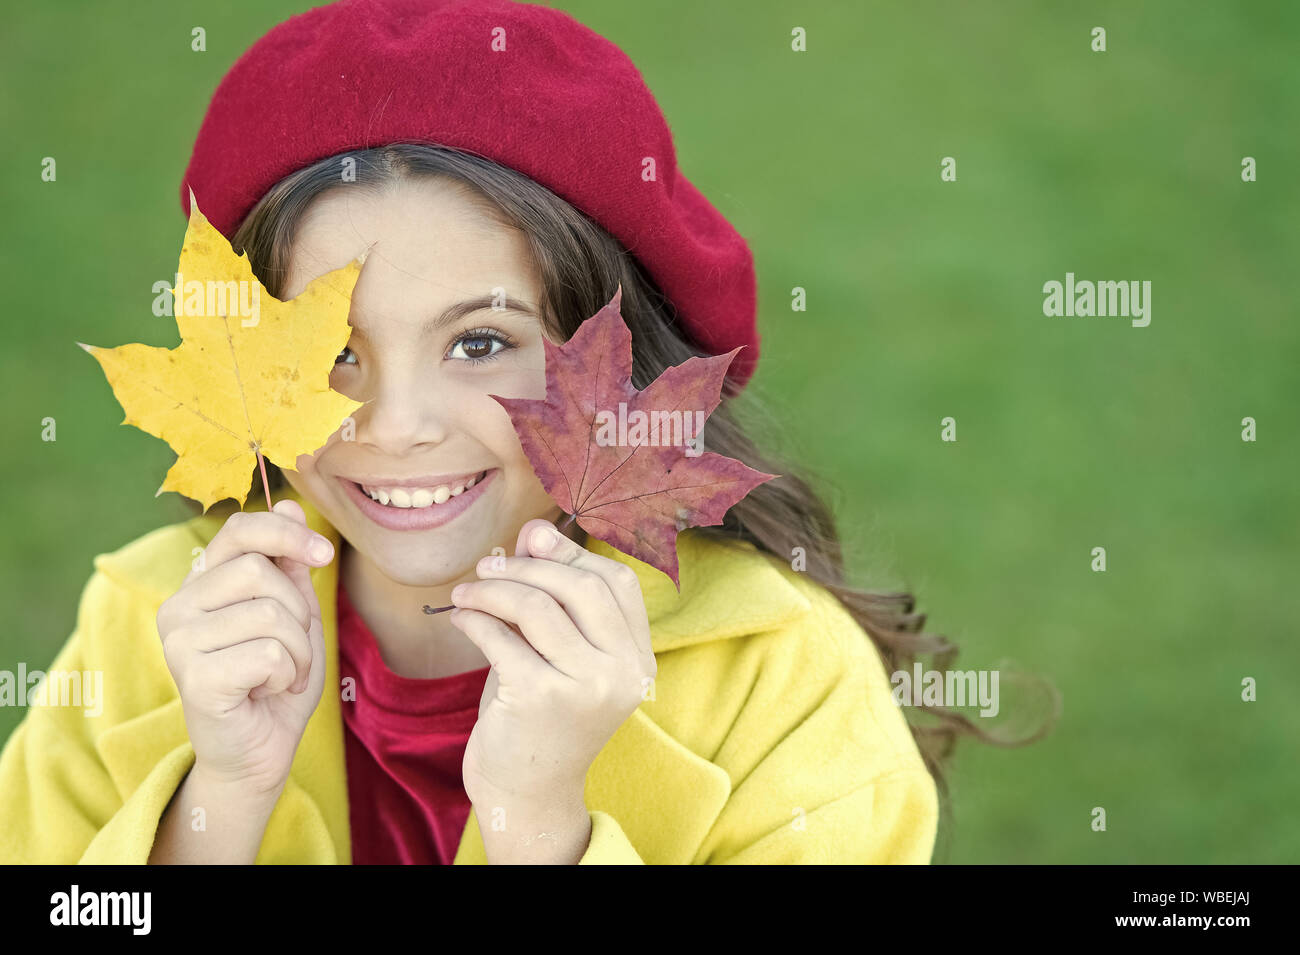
[578,573,940,865]
[577,810,645,864]
[696,583,940,865]
[0,569,191,864]
[709,768,938,864]
[576,772,937,865]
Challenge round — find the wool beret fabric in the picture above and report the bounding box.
[180,0,759,384]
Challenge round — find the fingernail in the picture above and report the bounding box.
[309,537,334,564]
[530,526,555,553]
[451,584,467,601]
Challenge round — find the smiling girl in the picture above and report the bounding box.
[0,0,1015,866]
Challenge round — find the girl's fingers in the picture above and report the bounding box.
[273,552,320,627]
[475,552,639,657]
[510,519,652,656]
[169,551,313,631]
[183,599,314,695]
[267,500,325,621]
[448,607,556,687]
[212,637,299,701]
[451,579,596,676]
[198,504,335,577]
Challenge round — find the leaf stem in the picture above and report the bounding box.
[558,512,576,531]
[256,450,273,512]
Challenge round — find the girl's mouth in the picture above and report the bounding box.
[337,469,496,532]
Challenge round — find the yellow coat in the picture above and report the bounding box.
[0,486,938,864]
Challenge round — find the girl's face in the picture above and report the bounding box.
[278,178,562,586]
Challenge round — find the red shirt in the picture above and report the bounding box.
[337,582,491,865]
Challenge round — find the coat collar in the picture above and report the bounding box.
[93,485,812,863]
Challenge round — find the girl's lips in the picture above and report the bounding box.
[338,469,497,531]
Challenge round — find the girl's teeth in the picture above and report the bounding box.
[362,472,486,508]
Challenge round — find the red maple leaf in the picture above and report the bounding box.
[491,285,777,588]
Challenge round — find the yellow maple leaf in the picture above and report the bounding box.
[79,196,364,512]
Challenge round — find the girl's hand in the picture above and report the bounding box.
[155,500,334,800]
[449,519,657,812]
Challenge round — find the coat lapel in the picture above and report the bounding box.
[96,697,189,797]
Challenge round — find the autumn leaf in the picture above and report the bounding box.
[491,285,776,588]
[78,194,363,512]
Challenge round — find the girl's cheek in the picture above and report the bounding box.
[469,345,548,401]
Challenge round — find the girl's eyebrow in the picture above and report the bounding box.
[350,294,537,339]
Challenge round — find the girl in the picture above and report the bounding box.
[0,0,1027,865]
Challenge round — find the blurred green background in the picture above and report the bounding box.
[2,0,1296,863]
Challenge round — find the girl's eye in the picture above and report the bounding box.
[335,346,358,366]
[447,328,516,364]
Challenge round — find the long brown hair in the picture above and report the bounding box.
[223,143,1059,855]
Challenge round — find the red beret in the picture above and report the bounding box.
[181,0,759,385]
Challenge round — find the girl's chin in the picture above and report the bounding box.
[342,518,504,585]
[353,542,485,586]
[380,568,474,589]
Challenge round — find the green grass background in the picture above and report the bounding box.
[2,0,1296,863]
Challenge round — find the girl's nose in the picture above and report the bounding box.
[352,375,449,455]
